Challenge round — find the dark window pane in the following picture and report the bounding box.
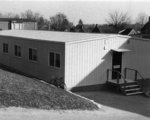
[50,52,54,66]
[55,53,60,68]
[29,48,37,61]
[18,47,21,56]
[3,44,5,52]
[3,44,4,52]
[33,55,37,61]
[6,44,8,52]
[32,49,37,60]
[3,43,8,53]
[29,48,32,60]
[14,45,18,56]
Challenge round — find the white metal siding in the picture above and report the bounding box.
[23,22,37,30]
[0,22,9,30]
[0,36,65,83]
[123,38,150,79]
[65,37,129,89]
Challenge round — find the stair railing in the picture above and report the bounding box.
[124,68,144,89]
[107,69,127,88]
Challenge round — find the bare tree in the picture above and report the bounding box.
[78,19,83,25]
[21,9,50,30]
[21,9,33,19]
[106,10,131,32]
[21,9,40,20]
[49,13,73,31]
[1,12,20,18]
[37,16,50,30]
[136,12,148,26]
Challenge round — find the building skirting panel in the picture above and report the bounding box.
[70,83,108,92]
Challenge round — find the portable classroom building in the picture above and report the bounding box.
[0,18,37,30]
[0,30,149,90]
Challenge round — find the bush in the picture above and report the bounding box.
[50,77,66,89]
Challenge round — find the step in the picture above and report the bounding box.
[125,88,141,92]
[121,84,140,88]
[126,91,143,96]
[107,79,137,85]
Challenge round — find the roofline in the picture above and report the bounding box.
[0,31,150,45]
[0,35,65,44]
[66,34,121,45]
[0,18,37,22]
[141,22,149,32]
[118,34,150,42]
[66,34,150,45]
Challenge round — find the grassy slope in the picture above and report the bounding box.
[0,69,98,110]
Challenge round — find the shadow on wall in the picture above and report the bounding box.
[71,37,150,92]
[74,37,150,117]
[71,38,132,91]
[71,50,112,92]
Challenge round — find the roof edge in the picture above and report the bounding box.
[118,34,150,42]
[66,34,122,45]
[0,34,65,44]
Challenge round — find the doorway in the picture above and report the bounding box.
[8,21,11,29]
[112,51,122,79]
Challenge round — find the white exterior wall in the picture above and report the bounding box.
[23,22,37,30]
[123,37,150,79]
[11,22,37,30]
[65,36,129,89]
[0,22,9,30]
[11,23,23,30]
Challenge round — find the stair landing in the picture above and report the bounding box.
[107,79,144,96]
[108,79,135,85]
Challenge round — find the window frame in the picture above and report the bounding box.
[2,43,9,54]
[29,48,38,62]
[49,52,61,68]
[14,45,21,57]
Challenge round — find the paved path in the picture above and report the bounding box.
[77,90,150,118]
[0,105,149,120]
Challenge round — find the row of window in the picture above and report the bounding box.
[2,43,61,68]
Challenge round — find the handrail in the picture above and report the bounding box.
[137,71,145,80]
[124,67,144,89]
[124,68,137,71]
[124,68,137,81]
[107,69,126,87]
[107,68,145,91]
[125,67,145,80]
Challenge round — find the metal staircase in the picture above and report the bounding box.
[107,68,144,96]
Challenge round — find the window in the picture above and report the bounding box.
[49,52,61,68]
[50,52,54,66]
[3,43,8,53]
[29,48,38,61]
[14,45,21,57]
[55,53,60,67]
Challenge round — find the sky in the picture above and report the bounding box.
[0,0,150,25]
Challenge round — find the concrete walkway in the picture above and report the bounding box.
[0,106,149,120]
[76,90,150,118]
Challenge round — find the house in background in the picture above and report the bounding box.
[0,30,149,95]
[118,28,137,36]
[92,24,100,33]
[0,18,37,30]
[69,24,101,33]
[141,17,150,38]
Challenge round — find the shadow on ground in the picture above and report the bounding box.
[76,90,150,117]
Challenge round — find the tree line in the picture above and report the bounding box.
[0,9,149,33]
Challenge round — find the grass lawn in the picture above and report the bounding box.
[0,69,99,110]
